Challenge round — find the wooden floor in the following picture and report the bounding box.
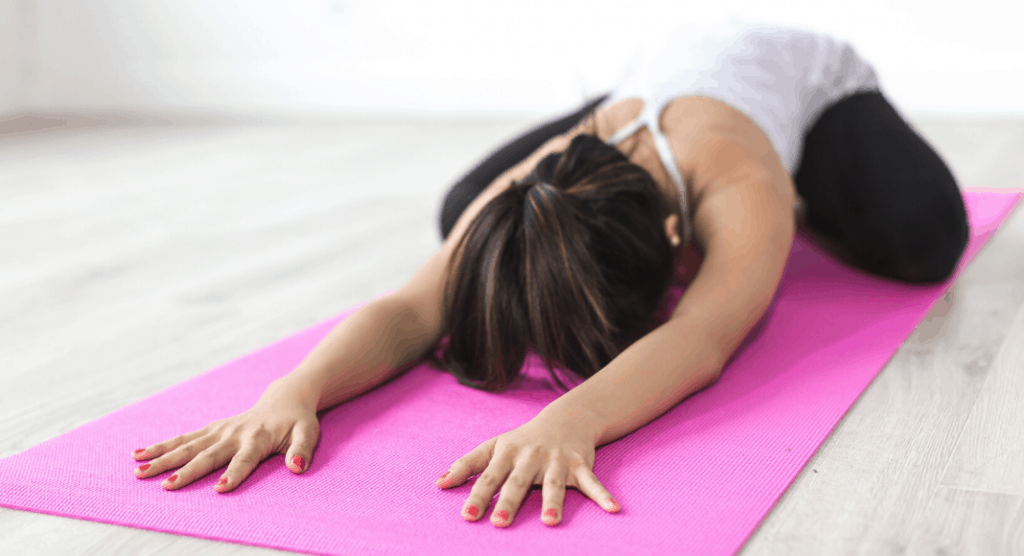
[0,111,1022,555]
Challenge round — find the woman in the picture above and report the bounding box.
[129,24,969,528]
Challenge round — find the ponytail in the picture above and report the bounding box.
[440,134,675,392]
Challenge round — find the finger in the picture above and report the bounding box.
[161,440,236,491]
[214,442,267,493]
[285,418,320,474]
[436,438,496,489]
[461,451,514,522]
[540,465,569,526]
[132,428,208,461]
[572,466,620,513]
[134,435,217,480]
[490,459,542,528]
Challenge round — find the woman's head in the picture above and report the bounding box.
[439,133,677,392]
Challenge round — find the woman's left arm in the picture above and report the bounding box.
[437,164,796,527]
[549,171,796,446]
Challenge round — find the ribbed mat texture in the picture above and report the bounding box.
[1,188,1020,556]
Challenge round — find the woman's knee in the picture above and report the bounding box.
[860,191,969,283]
[814,91,969,282]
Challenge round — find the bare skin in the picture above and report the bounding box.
[131,95,797,528]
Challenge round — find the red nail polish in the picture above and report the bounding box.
[439,470,450,480]
[217,477,228,486]
[137,463,151,472]
[465,505,478,518]
[607,498,621,512]
[493,509,509,526]
[167,474,178,483]
[291,455,304,471]
[132,449,147,457]
[542,508,559,526]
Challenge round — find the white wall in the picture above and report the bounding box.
[8,0,1024,118]
[0,0,29,114]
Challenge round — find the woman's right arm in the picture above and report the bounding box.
[130,244,454,492]
[280,247,454,412]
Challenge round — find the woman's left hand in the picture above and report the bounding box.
[435,407,621,527]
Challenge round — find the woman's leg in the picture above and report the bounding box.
[793,91,970,282]
[438,94,610,240]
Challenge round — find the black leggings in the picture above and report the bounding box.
[438,91,969,283]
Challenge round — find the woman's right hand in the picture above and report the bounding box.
[130,378,321,492]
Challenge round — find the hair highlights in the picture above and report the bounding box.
[438,134,676,392]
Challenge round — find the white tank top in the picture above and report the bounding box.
[603,22,881,247]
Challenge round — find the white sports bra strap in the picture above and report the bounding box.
[649,124,692,247]
[606,100,693,247]
[606,116,646,146]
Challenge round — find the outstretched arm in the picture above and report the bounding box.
[550,169,796,446]
[437,159,796,527]
[128,252,451,493]
[129,211,459,492]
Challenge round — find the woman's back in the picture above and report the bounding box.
[607,23,881,174]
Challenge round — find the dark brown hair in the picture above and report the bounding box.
[438,133,676,392]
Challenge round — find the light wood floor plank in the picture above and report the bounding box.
[905,487,1024,556]
[940,295,1024,494]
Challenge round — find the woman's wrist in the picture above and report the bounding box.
[537,395,606,447]
[262,374,323,413]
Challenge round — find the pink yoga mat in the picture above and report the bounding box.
[1,188,1020,556]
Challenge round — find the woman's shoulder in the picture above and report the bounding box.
[594,96,792,213]
[665,97,793,202]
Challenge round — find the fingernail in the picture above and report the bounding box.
[542,508,559,525]
[607,498,621,512]
[492,509,509,527]
[291,455,305,471]
[166,474,178,483]
[439,470,450,480]
[215,477,228,490]
[464,505,478,519]
[132,449,148,458]
[136,463,151,472]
